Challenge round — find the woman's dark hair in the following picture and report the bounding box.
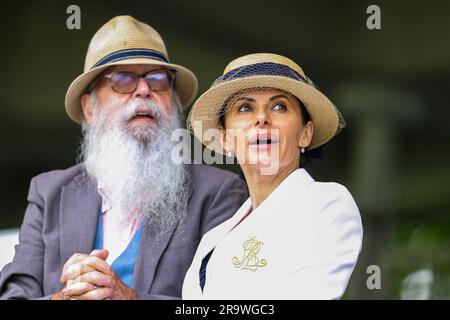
[219,92,321,169]
[295,97,312,168]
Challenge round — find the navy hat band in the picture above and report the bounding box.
[212,62,311,86]
[91,48,169,69]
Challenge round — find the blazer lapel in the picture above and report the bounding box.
[59,173,101,265]
[132,222,178,293]
[198,198,252,260]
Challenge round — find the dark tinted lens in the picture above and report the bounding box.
[144,71,172,91]
[110,73,138,93]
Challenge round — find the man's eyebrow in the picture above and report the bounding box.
[269,94,290,101]
[143,67,166,74]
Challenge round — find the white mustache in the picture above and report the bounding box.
[115,99,162,123]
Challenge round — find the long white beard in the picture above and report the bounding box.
[80,94,190,234]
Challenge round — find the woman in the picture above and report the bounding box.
[183,53,363,299]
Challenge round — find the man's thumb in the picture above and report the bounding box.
[90,249,109,260]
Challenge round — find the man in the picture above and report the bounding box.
[0,15,248,300]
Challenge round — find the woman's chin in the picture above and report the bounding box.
[246,155,281,176]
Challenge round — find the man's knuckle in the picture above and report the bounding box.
[81,282,91,290]
[72,264,83,277]
[106,265,113,274]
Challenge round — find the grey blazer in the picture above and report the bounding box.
[0,164,248,300]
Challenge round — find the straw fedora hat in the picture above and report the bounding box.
[188,53,345,154]
[65,15,198,124]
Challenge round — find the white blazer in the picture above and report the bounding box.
[182,168,363,300]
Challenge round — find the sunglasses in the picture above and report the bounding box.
[89,69,175,94]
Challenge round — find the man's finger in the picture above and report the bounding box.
[90,249,109,261]
[61,253,94,284]
[62,282,97,297]
[62,256,113,283]
[62,253,89,276]
[72,271,115,288]
[61,264,96,285]
[72,287,114,300]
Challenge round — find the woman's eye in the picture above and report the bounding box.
[272,103,287,111]
[237,105,252,112]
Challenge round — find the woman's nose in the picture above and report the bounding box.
[254,109,271,127]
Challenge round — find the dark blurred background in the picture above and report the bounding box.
[0,0,449,299]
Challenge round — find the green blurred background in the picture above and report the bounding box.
[0,0,449,299]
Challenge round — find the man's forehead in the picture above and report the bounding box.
[107,64,167,73]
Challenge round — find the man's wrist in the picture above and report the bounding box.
[126,288,138,300]
[51,291,67,300]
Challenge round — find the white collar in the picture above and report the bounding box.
[218,168,315,241]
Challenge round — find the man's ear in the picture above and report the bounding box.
[298,120,314,148]
[81,94,93,126]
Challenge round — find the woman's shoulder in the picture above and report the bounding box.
[305,179,361,226]
[309,180,363,251]
[278,169,359,215]
[308,179,355,201]
[290,169,355,201]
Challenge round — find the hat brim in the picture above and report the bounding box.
[188,75,339,154]
[65,58,198,124]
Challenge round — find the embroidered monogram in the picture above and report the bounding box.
[232,237,267,271]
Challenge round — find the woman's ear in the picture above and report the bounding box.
[298,120,314,148]
[220,128,233,153]
[81,93,94,126]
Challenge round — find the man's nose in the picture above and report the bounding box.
[132,78,153,99]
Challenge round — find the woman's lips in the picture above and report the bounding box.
[248,132,279,146]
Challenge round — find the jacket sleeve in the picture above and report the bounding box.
[201,173,248,236]
[136,292,180,300]
[0,176,47,299]
[287,185,363,299]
